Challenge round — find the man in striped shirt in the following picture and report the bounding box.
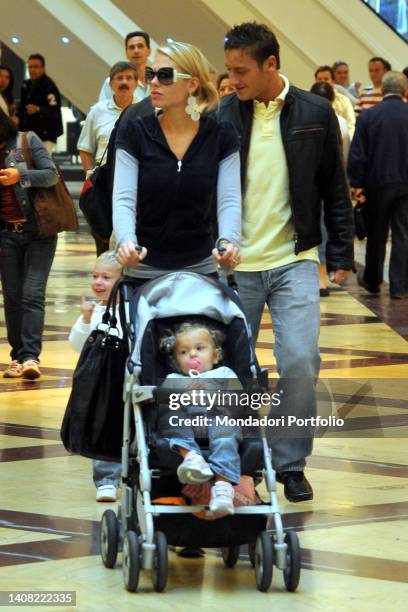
[355,57,391,116]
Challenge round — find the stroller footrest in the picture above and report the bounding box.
[149,504,274,515]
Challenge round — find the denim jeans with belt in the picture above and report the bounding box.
[0,228,57,362]
[235,260,321,472]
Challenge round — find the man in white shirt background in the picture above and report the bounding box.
[77,61,138,174]
[98,31,151,103]
[77,61,138,255]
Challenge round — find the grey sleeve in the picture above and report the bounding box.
[216,151,241,247]
[21,132,58,188]
[112,148,139,246]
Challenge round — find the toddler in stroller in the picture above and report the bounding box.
[159,319,242,515]
[100,271,301,594]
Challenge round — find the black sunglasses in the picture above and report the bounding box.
[145,66,191,85]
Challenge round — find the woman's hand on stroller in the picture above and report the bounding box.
[116,241,147,267]
[212,241,241,269]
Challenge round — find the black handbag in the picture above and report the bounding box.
[61,279,130,462]
[354,202,367,240]
[79,160,112,241]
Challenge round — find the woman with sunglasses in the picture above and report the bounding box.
[113,41,241,280]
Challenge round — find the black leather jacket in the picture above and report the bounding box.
[218,86,354,271]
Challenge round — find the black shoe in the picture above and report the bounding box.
[177,547,205,558]
[320,287,330,297]
[390,292,408,299]
[276,471,313,502]
[357,271,380,294]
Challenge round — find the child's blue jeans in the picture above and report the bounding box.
[168,410,242,485]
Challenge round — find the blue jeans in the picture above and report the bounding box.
[235,260,321,471]
[93,460,121,487]
[0,229,57,362]
[168,411,242,484]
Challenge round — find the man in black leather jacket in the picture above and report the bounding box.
[220,23,354,502]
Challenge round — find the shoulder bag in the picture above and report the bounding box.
[21,132,78,236]
[60,278,130,462]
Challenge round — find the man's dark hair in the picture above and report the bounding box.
[224,22,280,68]
[0,108,18,144]
[403,66,408,79]
[332,60,348,71]
[109,61,138,80]
[310,82,335,103]
[0,65,14,104]
[315,65,334,80]
[125,31,150,49]
[28,53,45,66]
[369,56,391,71]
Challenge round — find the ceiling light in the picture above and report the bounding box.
[61,36,70,44]
[166,37,174,43]
[11,36,20,44]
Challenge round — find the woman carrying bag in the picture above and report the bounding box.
[0,109,58,380]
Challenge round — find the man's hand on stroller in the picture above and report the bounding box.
[116,241,147,267]
[212,241,241,269]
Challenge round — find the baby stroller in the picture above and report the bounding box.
[99,271,301,593]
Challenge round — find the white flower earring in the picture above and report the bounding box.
[185,95,200,121]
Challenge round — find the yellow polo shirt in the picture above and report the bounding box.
[237,75,318,272]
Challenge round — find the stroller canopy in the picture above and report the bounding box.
[129,272,250,368]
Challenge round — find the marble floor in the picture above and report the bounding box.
[0,231,407,611]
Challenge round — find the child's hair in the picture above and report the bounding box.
[159,320,226,370]
[95,251,123,272]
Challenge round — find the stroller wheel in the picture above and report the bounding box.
[221,546,240,568]
[122,531,140,592]
[100,510,119,569]
[248,541,256,567]
[152,531,168,592]
[283,530,301,592]
[254,531,274,592]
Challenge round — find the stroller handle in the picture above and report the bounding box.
[217,246,238,291]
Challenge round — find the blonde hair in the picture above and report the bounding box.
[95,251,123,272]
[159,320,225,370]
[157,41,219,110]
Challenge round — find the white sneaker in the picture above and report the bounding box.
[96,484,117,502]
[209,481,235,514]
[177,451,213,484]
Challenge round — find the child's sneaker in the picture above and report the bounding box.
[96,484,117,502]
[22,359,41,380]
[177,451,213,484]
[3,360,23,378]
[209,481,235,514]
